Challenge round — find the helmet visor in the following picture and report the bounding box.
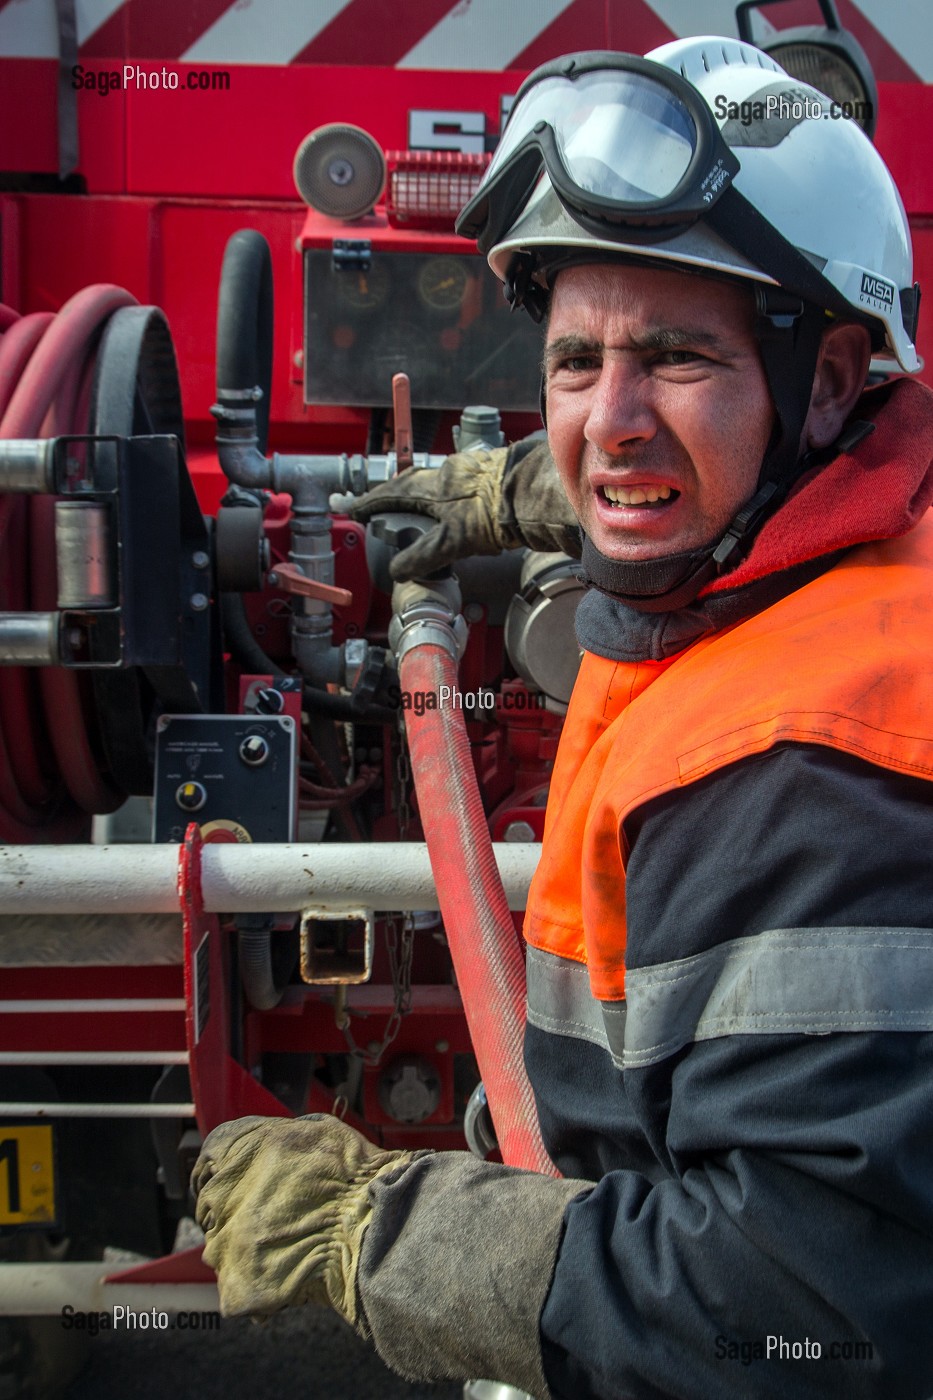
[458,54,738,252]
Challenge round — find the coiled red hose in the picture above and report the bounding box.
[0,286,137,838]
[399,641,559,1176]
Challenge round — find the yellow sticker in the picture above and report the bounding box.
[0,1125,56,1226]
[199,819,252,844]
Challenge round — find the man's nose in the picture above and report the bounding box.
[583,358,656,455]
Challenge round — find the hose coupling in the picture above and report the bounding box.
[388,577,467,666]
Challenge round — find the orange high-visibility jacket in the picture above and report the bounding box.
[525,513,933,1003]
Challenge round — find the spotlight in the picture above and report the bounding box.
[735,0,878,138]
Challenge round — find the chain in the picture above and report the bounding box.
[380,908,416,1046]
[336,911,415,1074]
[394,707,412,839]
[335,712,416,1081]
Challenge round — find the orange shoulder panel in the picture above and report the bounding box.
[525,517,933,1000]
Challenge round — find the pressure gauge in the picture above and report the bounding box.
[417,256,469,313]
[336,260,390,310]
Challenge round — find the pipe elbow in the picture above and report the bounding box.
[211,396,272,491]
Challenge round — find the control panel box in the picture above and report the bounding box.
[152,715,297,843]
[300,209,544,412]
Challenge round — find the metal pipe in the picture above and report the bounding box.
[0,841,540,914]
[0,1052,188,1065]
[0,1102,195,1117]
[287,473,341,684]
[0,438,55,492]
[210,394,271,490]
[213,395,441,500]
[212,396,362,497]
[0,1264,219,1315]
[0,999,185,1013]
[0,612,60,665]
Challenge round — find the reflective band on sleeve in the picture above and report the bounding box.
[624,927,933,1068]
[525,944,626,1061]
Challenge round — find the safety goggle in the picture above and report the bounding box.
[457,52,741,253]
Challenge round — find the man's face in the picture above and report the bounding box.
[544,262,775,562]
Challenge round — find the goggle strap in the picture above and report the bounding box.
[754,293,827,489]
[706,189,855,323]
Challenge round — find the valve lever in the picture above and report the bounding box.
[267,562,352,607]
[392,372,414,471]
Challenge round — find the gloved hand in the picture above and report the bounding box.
[191,1114,424,1327]
[349,437,581,581]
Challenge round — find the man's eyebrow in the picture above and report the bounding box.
[632,325,725,352]
[543,325,727,368]
[543,334,599,368]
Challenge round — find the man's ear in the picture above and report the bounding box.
[802,321,872,452]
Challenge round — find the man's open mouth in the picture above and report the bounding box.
[600,484,680,509]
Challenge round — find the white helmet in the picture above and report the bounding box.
[458,36,919,373]
[457,37,922,607]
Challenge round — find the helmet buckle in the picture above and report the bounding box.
[755,286,805,336]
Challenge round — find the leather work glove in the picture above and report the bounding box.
[350,437,581,581]
[194,1114,591,1396]
[191,1114,423,1328]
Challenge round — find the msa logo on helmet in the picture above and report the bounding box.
[860,273,895,310]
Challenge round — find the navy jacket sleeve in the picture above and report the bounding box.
[535,743,933,1400]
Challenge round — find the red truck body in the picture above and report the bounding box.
[0,0,931,1310]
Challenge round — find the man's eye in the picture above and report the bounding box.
[659,349,703,366]
[561,355,598,372]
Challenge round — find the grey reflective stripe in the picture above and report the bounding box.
[526,931,933,1073]
[625,927,933,1068]
[525,944,626,1064]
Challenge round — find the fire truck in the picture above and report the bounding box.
[1,0,932,1390]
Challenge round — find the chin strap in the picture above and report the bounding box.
[504,252,550,323]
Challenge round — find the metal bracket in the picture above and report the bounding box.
[299,905,375,985]
[332,238,372,271]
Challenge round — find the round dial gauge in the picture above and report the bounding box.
[336,260,390,310]
[417,256,469,313]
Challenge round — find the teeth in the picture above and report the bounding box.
[603,484,673,506]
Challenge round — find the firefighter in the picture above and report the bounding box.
[192,38,933,1400]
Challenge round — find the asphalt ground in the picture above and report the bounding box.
[60,1307,464,1400]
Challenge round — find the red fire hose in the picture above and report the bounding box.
[399,639,559,1177]
[0,286,137,839]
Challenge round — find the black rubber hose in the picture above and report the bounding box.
[304,684,397,724]
[220,591,287,679]
[216,229,274,455]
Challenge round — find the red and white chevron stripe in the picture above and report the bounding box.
[0,0,929,80]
